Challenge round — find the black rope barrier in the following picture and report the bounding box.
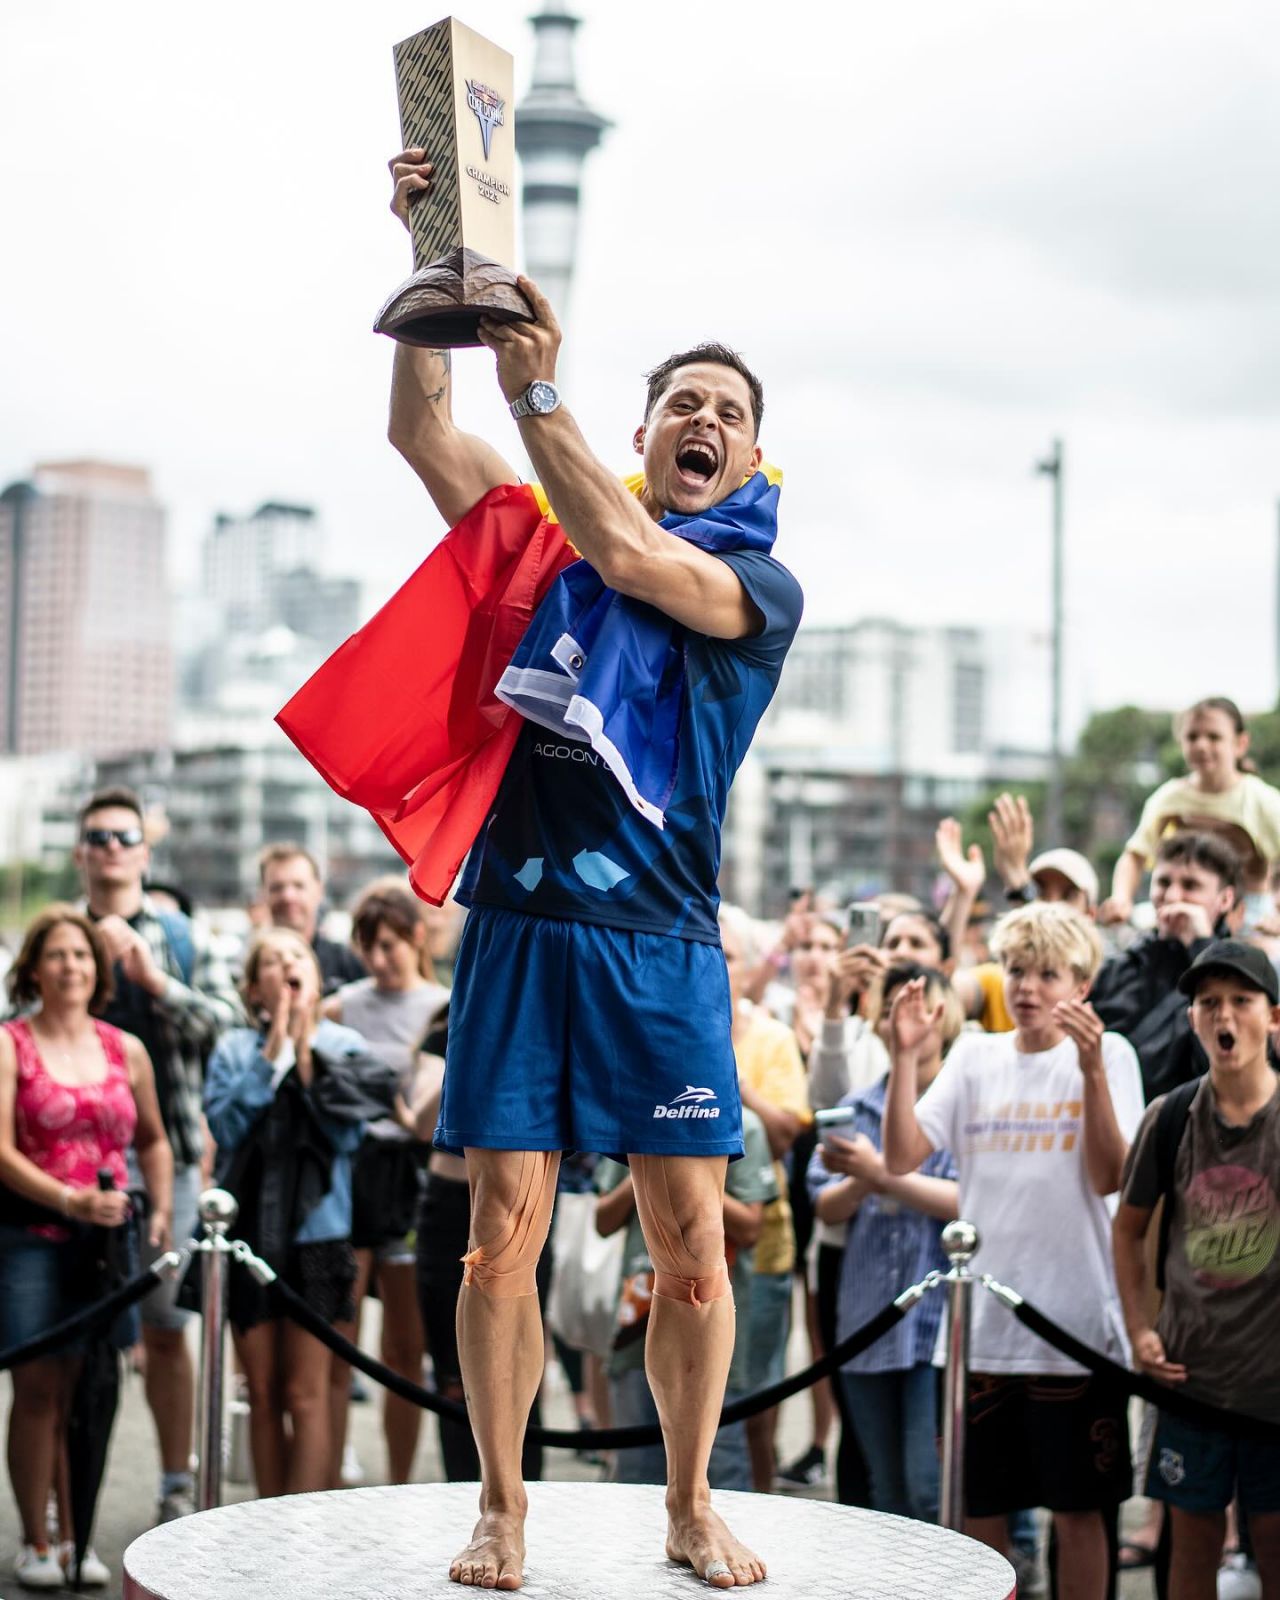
[995,1289,1280,1443]
[0,1264,167,1372]
[269,1274,912,1450]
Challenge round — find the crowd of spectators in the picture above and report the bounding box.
[2,690,1280,1599]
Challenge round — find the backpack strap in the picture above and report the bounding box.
[1154,1078,1200,1291]
[156,910,196,988]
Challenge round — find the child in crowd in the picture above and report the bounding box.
[1114,941,1280,1600]
[808,962,961,1522]
[883,902,1144,1600]
[1103,697,1280,930]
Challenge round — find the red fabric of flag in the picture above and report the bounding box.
[276,483,574,904]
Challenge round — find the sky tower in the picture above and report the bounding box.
[515,1,609,326]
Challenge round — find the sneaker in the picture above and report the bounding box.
[1219,1554,1263,1600]
[158,1486,196,1523]
[774,1443,826,1489]
[340,1442,366,1485]
[14,1543,65,1589]
[59,1542,110,1588]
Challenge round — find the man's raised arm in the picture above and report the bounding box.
[479,281,766,642]
[386,150,519,528]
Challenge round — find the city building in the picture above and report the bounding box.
[89,732,402,911]
[182,500,362,741]
[515,0,609,321]
[722,618,1055,913]
[0,461,172,759]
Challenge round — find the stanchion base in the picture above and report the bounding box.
[123,1482,1014,1599]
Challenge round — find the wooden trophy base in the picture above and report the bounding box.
[374,246,533,348]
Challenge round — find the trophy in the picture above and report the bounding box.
[374,16,531,348]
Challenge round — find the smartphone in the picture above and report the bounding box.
[814,1105,857,1146]
[845,901,882,949]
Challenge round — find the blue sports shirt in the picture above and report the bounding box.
[458,549,802,943]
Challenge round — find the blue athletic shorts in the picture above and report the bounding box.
[436,907,744,1158]
[1147,1408,1280,1515]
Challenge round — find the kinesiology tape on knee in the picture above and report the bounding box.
[640,1176,731,1307]
[460,1151,557,1298]
[652,1261,731,1307]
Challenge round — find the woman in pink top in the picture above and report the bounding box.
[0,905,172,1591]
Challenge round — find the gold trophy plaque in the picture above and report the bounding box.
[374,16,531,348]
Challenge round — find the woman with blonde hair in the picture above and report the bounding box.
[204,926,395,1497]
[0,906,171,1589]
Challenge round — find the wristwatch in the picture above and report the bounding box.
[510,380,561,419]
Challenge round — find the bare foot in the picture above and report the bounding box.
[667,1505,766,1588]
[449,1508,526,1590]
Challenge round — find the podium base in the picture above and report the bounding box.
[123,1481,1016,1599]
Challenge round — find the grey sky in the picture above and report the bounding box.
[3,0,1278,735]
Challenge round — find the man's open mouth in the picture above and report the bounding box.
[1217,1029,1236,1052]
[287,976,302,992]
[675,440,718,483]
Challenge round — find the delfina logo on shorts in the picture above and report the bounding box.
[653,1086,720,1120]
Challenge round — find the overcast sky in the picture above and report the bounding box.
[3,0,1279,734]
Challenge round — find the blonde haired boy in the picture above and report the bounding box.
[884,901,1144,1600]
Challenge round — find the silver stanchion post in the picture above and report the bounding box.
[194,1188,239,1511]
[939,1219,979,1532]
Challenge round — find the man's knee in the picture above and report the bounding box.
[631,1157,730,1308]
[462,1149,559,1299]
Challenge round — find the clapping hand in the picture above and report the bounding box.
[1053,996,1105,1071]
[889,977,944,1057]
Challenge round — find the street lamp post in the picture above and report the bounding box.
[1036,439,1065,841]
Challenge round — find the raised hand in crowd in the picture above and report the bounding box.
[889,975,946,1059]
[935,816,986,901]
[1129,1327,1188,1386]
[988,793,1034,893]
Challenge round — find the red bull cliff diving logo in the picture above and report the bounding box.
[466,80,505,161]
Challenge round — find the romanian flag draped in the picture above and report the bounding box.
[276,483,575,905]
[277,465,782,906]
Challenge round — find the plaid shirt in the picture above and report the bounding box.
[89,897,245,1168]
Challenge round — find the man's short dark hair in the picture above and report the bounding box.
[78,786,144,832]
[257,840,322,885]
[644,343,764,438]
[1156,830,1243,895]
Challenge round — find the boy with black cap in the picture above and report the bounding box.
[1114,940,1280,1599]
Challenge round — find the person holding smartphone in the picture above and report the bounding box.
[807,963,960,1522]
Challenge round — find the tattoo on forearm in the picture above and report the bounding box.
[429,349,452,373]
[424,385,446,405]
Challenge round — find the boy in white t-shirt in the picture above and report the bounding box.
[884,902,1145,1600]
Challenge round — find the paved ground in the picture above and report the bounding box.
[0,1301,1158,1599]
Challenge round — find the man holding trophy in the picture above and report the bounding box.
[283,19,801,1591]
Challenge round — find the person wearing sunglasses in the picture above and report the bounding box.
[73,786,243,1526]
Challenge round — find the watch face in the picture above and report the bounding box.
[528,381,558,414]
